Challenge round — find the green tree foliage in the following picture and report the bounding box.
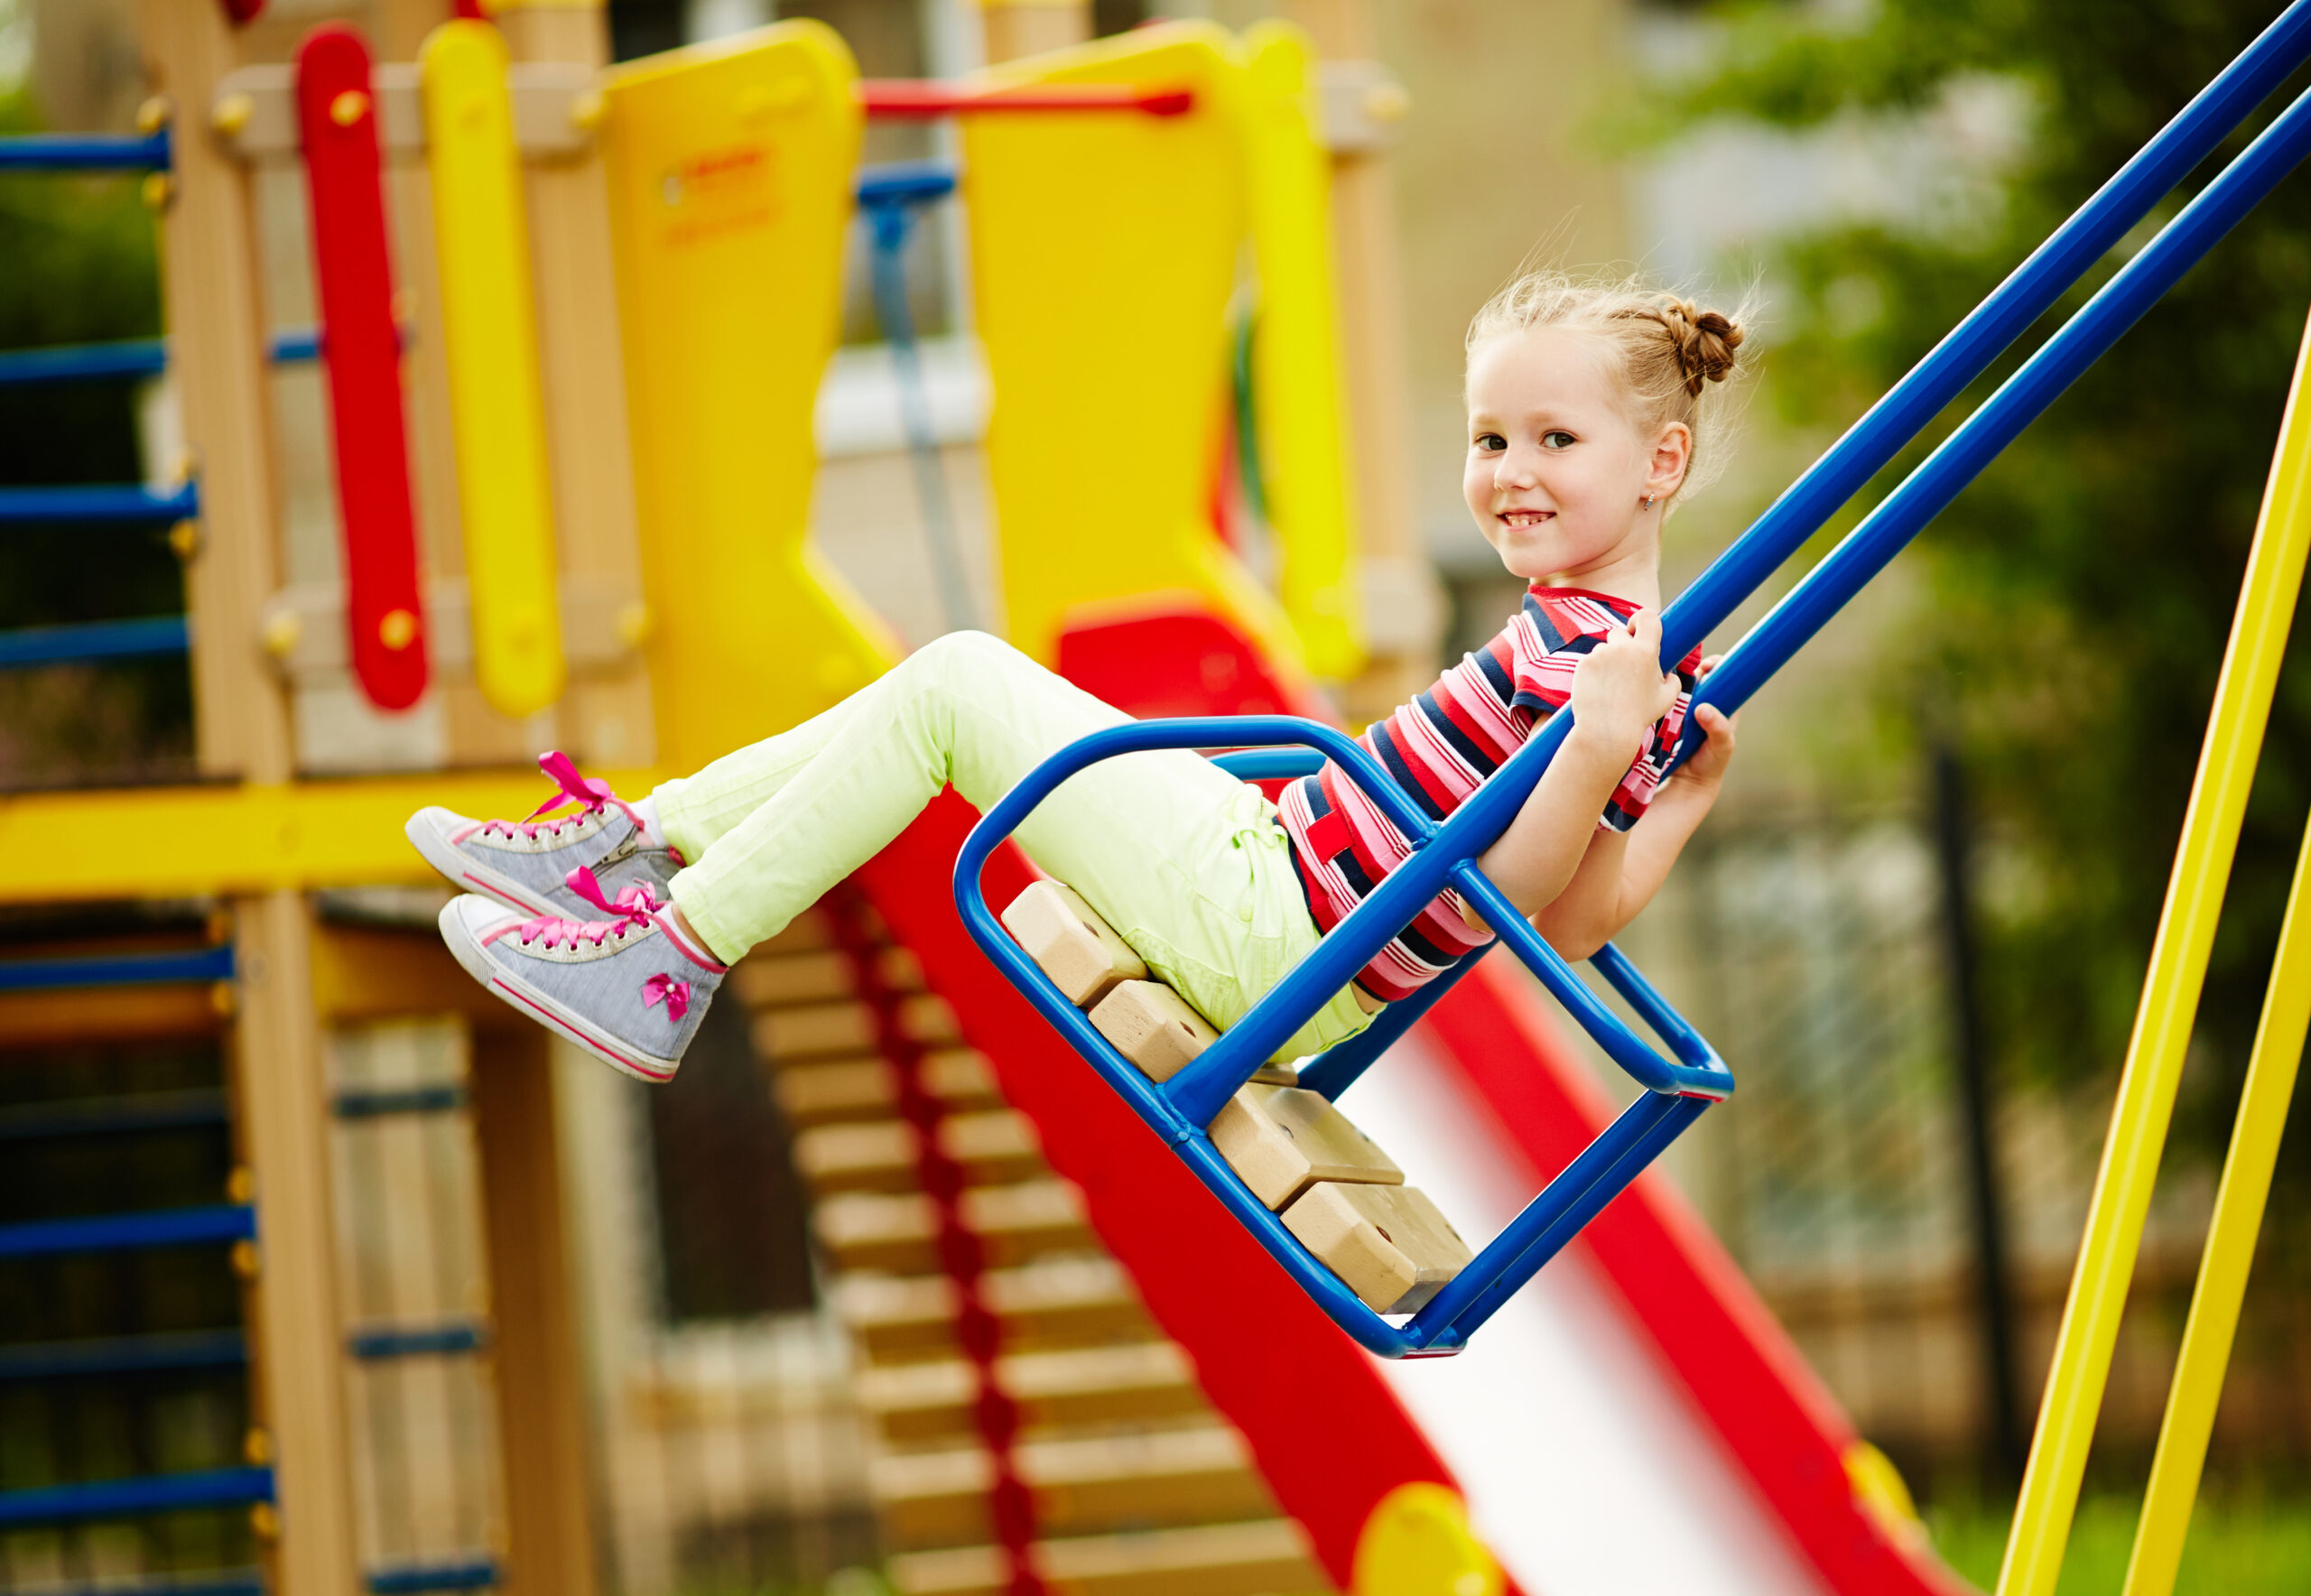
[1652,3,2311,1179]
[0,87,186,781]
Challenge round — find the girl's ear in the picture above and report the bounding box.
[1646,421,1694,501]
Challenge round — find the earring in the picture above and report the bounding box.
[1639,494,1657,510]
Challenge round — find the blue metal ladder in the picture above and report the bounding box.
[955,0,2311,1357]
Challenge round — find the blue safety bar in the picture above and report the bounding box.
[956,719,1729,1359]
[0,1203,255,1261]
[0,482,198,525]
[348,1320,488,1360]
[30,1576,263,1596]
[0,1329,246,1383]
[0,944,234,992]
[367,1558,500,1594]
[0,1467,273,1529]
[0,1090,230,1145]
[954,3,2311,1355]
[0,616,190,669]
[0,131,172,172]
[332,1083,469,1118]
[0,328,329,388]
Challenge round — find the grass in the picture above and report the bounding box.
[1925,1490,2311,1594]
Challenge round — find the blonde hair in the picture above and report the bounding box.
[1466,272,1752,505]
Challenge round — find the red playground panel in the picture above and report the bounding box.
[297,23,427,712]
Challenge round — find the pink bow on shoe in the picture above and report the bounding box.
[524,750,646,832]
[566,865,662,924]
[641,972,692,1020]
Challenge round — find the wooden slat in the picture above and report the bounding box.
[812,1180,1091,1276]
[860,1343,1205,1443]
[872,1424,1274,1547]
[793,1109,1044,1195]
[834,1257,1156,1364]
[887,1519,1330,1596]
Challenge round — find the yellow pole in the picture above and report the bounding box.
[2120,803,2311,1596]
[1996,303,2311,1596]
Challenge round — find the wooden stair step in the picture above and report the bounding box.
[887,1519,1332,1596]
[834,1258,1156,1362]
[794,1109,1046,1194]
[871,1423,1276,1547]
[755,991,961,1060]
[771,1049,1003,1128]
[733,943,927,1008]
[859,1343,1204,1442]
[813,1179,1093,1274]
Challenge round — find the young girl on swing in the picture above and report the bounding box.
[407,273,1749,1083]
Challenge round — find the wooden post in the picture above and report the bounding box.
[1284,0,1435,723]
[229,890,362,1596]
[143,6,358,1592]
[496,0,656,770]
[976,0,1091,65]
[469,1024,601,1596]
[139,0,293,784]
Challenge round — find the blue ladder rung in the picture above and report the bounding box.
[367,1557,500,1593]
[0,483,198,525]
[19,1573,264,1596]
[332,1084,468,1118]
[0,131,172,172]
[0,1089,229,1144]
[0,329,329,388]
[0,1467,273,1528]
[0,1328,246,1382]
[0,944,235,993]
[0,1203,255,1262]
[348,1320,488,1360]
[0,617,190,669]
[1207,748,1325,782]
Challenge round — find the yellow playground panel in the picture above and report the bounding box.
[0,5,1388,1593]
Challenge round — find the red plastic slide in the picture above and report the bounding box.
[849,608,1963,1592]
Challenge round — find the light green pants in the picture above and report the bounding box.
[653,630,1373,1062]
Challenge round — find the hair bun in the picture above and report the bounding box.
[1658,295,1746,396]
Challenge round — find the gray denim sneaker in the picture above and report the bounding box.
[406,751,682,919]
[436,871,726,1083]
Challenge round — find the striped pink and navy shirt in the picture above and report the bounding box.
[1278,584,1703,1005]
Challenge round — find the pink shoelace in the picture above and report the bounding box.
[480,751,649,842]
[513,868,662,951]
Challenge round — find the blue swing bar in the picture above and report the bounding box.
[0,616,190,669]
[956,0,2311,1356]
[0,130,172,172]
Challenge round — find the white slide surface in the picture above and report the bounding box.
[1350,1030,1834,1596]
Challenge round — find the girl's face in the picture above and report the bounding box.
[1463,324,1691,590]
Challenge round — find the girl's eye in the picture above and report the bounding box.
[1542,430,1576,449]
[1474,432,1506,451]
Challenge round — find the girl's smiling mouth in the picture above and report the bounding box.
[1498,507,1555,527]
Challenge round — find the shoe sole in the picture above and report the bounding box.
[436,901,681,1085]
[405,812,564,919]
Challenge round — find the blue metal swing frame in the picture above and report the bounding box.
[952,0,2311,1355]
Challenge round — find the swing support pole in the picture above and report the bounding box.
[1995,304,2311,1596]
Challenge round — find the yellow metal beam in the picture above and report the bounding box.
[2120,803,2311,1596]
[0,770,659,904]
[1997,306,2311,1596]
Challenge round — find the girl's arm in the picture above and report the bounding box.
[1463,610,1680,935]
[1529,692,1738,959]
